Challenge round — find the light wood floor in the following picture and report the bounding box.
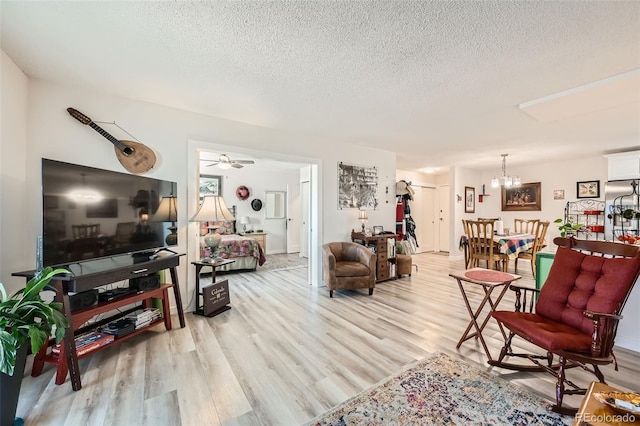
[17,253,640,425]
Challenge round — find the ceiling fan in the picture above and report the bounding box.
[206,154,255,169]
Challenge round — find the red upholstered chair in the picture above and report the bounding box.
[491,237,640,414]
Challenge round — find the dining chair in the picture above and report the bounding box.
[466,219,508,271]
[513,218,538,234]
[461,219,469,268]
[514,220,549,278]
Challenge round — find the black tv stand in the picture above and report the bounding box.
[131,247,178,261]
[12,252,185,391]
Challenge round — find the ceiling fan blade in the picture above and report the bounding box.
[234,160,255,164]
[206,161,220,167]
[232,163,244,168]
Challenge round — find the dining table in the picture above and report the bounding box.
[493,233,536,259]
[461,233,537,268]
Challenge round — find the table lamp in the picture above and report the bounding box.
[240,216,250,232]
[151,196,178,245]
[190,195,235,260]
[358,210,368,233]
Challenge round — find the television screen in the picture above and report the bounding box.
[42,158,177,267]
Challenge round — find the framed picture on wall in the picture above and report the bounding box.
[501,182,541,211]
[576,180,600,199]
[553,189,565,200]
[464,186,475,213]
[200,174,222,199]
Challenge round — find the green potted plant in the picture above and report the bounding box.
[1,266,70,425]
[554,218,588,238]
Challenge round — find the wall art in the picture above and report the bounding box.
[337,162,378,209]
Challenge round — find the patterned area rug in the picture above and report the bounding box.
[257,253,308,272]
[306,352,570,426]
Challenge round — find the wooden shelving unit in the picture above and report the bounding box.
[351,231,398,282]
[565,200,605,240]
[13,253,185,391]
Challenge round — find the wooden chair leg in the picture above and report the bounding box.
[369,288,374,295]
[514,258,519,273]
[530,258,536,279]
[31,337,48,377]
[330,290,334,298]
[55,345,68,385]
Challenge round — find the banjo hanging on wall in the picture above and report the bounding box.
[67,107,157,174]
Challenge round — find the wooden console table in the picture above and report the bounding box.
[13,252,185,391]
[351,231,399,282]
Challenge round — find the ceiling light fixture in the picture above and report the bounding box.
[67,173,103,203]
[491,154,521,188]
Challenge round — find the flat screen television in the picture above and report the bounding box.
[42,158,177,267]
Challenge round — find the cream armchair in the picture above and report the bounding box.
[322,242,376,298]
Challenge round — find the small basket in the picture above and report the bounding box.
[587,225,604,233]
[584,210,603,215]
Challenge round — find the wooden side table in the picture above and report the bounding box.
[240,232,267,253]
[574,382,640,426]
[192,259,235,316]
[449,268,521,361]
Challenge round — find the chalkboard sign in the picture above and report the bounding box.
[202,279,231,317]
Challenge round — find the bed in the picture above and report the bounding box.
[199,218,266,272]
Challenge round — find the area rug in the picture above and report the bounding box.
[306,352,570,426]
[258,253,308,272]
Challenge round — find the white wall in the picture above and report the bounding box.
[0,70,396,303]
[449,156,609,256]
[0,51,28,291]
[210,166,300,254]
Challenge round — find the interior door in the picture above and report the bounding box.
[417,186,436,252]
[286,183,301,253]
[437,185,450,252]
[300,180,310,258]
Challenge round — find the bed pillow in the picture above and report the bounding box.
[213,220,235,235]
[199,221,236,235]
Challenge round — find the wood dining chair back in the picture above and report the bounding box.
[465,219,508,271]
[514,220,549,278]
[72,224,100,239]
[513,219,538,234]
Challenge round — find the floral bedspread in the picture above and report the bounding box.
[202,234,266,265]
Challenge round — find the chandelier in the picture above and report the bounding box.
[491,154,521,188]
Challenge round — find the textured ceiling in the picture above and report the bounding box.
[2,1,639,173]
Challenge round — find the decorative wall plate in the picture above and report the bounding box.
[251,198,263,211]
[236,185,250,201]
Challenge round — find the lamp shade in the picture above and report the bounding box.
[151,196,178,222]
[358,210,368,221]
[240,216,250,225]
[190,195,235,222]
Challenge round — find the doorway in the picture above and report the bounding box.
[188,143,321,287]
[413,186,436,252]
[437,185,450,253]
[299,180,310,258]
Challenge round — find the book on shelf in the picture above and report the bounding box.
[126,308,162,329]
[52,331,115,356]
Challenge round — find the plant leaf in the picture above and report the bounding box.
[0,329,18,376]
